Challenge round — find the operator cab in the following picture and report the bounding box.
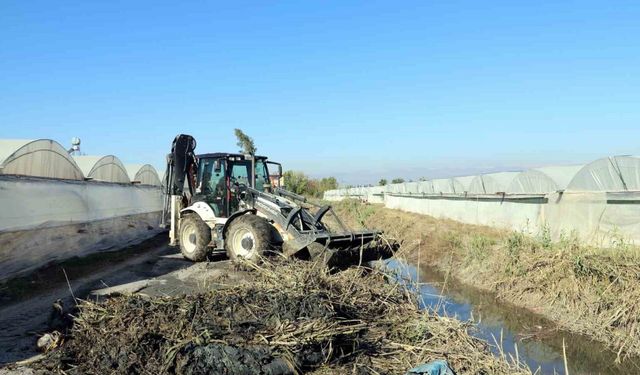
[193,153,282,218]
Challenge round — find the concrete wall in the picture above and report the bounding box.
[0,175,164,280]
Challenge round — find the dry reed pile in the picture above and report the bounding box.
[33,258,530,374]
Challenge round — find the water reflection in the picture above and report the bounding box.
[385,259,640,375]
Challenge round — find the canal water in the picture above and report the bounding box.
[384,259,640,375]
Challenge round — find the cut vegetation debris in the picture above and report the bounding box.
[334,199,640,360]
[29,259,530,375]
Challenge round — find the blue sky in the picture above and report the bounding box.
[1,1,639,185]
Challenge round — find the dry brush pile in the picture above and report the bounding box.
[334,199,640,359]
[32,258,530,374]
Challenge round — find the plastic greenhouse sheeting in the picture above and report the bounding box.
[0,139,84,180]
[0,176,163,280]
[384,192,543,233]
[125,164,162,186]
[74,155,131,184]
[321,155,640,246]
[385,190,640,246]
[388,183,403,193]
[390,183,403,193]
[468,172,520,194]
[402,182,421,194]
[135,165,162,186]
[418,180,435,194]
[567,156,640,192]
[366,186,385,203]
[508,165,583,194]
[431,178,456,194]
[453,176,475,193]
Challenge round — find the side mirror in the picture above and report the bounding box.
[266,161,283,188]
[213,159,221,173]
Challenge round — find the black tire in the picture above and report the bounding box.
[225,215,276,262]
[179,214,211,262]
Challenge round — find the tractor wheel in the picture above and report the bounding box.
[179,214,211,262]
[225,215,276,262]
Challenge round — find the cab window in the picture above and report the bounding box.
[255,160,269,188]
[230,162,251,186]
[198,159,226,194]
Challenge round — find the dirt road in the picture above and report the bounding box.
[0,235,245,365]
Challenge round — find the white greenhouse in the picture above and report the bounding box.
[567,156,640,192]
[508,165,583,194]
[418,180,435,194]
[467,172,520,194]
[453,176,475,193]
[431,178,467,194]
[74,155,131,183]
[403,181,421,194]
[430,179,452,194]
[0,139,84,180]
[125,164,162,186]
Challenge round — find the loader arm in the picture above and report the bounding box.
[162,134,198,245]
[241,186,399,265]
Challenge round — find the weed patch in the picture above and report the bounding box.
[333,201,640,359]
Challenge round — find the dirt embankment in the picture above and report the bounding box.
[333,200,640,359]
[22,259,530,375]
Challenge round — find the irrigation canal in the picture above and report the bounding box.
[386,259,640,375]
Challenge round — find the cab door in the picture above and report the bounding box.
[195,158,228,217]
[228,161,253,214]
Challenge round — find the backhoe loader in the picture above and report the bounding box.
[161,134,397,267]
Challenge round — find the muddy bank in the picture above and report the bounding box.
[389,260,640,374]
[22,259,530,374]
[333,200,640,359]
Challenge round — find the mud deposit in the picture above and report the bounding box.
[25,259,530,374]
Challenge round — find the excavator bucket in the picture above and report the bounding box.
[311,230,399,268]
[248,187,399,267]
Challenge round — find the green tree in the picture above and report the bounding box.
[234,128,257,155]
[318,177,338,192]
[283,171,310,195]
[378,179,387,186]
[283,171,339,198]
[391,178,405,184]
